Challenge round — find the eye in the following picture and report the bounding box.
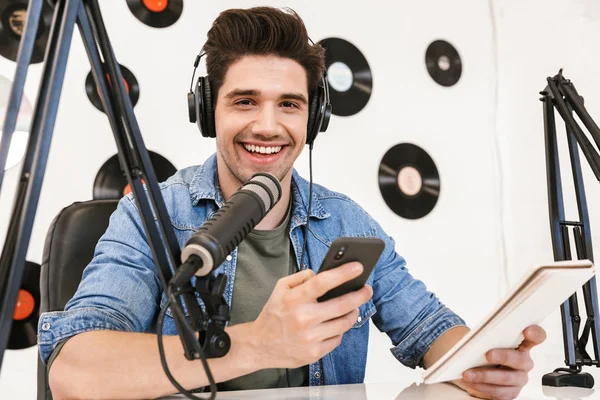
[281,101,298,108]
[235,99,253,106]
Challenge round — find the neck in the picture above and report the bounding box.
[218,167,293,231]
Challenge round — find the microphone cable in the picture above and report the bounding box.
[157,285,218,400]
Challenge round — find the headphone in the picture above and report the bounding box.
[187,52,332,147]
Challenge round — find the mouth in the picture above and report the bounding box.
[241,143,284,155]
[238,142,289,166]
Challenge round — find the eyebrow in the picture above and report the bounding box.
[224,88,308,104]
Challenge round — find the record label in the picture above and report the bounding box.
[0,1,53,64]
[9,261,40,350]
[425,39,462,87]
[126,0,183,28]
[85,64,140,113]
[378,143,440,220]
[318,37,372,117]
[397,166,422,197]
[327,62,353,92]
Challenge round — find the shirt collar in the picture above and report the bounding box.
[188,153,329,222]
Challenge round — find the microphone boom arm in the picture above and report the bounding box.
[0,0,227,391]
[541,69,600,388]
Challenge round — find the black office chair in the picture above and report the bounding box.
[37,199,119,400]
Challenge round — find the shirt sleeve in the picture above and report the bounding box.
[369,219,468,369]
[37,195,163,365]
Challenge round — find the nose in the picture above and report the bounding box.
[251,103,282,137]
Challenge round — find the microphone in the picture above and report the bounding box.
[170,172,282,287]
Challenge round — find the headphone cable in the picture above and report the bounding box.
[299,143,314,271]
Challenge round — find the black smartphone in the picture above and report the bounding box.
[316,237,385,302]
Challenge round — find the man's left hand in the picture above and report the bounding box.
[456,325,547,400]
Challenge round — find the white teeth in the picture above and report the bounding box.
[243,144,282,154]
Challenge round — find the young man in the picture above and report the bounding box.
[38,7,546,400]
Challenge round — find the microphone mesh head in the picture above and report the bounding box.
[243,183,272,212]
[252,174,281,201]
[244,173,282,212]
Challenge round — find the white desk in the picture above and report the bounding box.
[160,355,600,400]
[160,381,598,400]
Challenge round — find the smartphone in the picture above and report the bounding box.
[316,237,385,302]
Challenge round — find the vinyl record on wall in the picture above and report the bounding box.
[9,261,40,349]
[378,143,440,220]
[318,37,372,117]
[85,64,140,113]
[0,0,53,64]
[425,39,462,87]
[126,0,183,28]
[93,151,177,200]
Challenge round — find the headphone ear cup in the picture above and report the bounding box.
[306,89,320,146]
[202,78,216,138]
[196,77,209,137]
[187,91,197,123]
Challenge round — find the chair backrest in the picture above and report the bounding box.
[37,199,119,400]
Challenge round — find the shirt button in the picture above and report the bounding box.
[226,255,232,261]
[42,322,50,331]
[357,316,362,323]
[314,371,321,379]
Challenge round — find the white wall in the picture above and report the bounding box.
[1,0,600,397]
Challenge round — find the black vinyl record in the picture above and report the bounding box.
[318,37,372,117]
[378,143,440,220]
[425,39,462,87]
[126,0,183,28]
[93,151,177,200]
[9,261,40,350]
[85,64,140,113]
[0,0,53,64]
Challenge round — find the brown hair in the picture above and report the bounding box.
[202,7,325,99]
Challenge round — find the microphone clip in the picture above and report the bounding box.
[194,274,231,358]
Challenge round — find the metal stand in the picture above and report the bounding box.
[0,1,229,396]
[541,69,600,388]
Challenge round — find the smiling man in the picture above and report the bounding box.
[38,7,546,400]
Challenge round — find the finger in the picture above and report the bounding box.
[518,325,547,352]
[315,285,372,322]
[281,269,315,289]
[461,381,522,400]
[294,262,364,300]
[463,367,528,387]
[318,333,344,357]
[308,308,359,342]
[486,349,534,372]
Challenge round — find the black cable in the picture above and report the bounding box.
[554,366,583,374]
[291,143,315,388]
[157,287,218,400]
[285,366,291,387]
[299,143,314,270]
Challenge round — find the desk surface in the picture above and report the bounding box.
[160,381,598,400]
[160,361,600,400]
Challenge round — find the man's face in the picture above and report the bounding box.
[213,55,309,186]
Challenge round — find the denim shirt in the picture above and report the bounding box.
[37,153,466,386]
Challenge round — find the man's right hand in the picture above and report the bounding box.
[248,261,373,369]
